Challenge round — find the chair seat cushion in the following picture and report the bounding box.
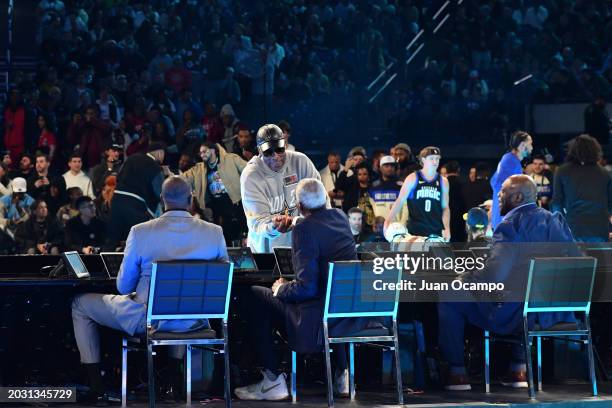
[533,322,579,331]
[148,328,218,340]
[332,326,391,338]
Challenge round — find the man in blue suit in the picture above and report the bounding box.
[439,175,579,391]
[235,178,382,401]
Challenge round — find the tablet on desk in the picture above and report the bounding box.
[273,247,294,277]
[227,247,258,273]
[62,251,90,279]
[100,252,124,278]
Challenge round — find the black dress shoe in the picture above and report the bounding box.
[93,393,110,407]
[160,386,184,403]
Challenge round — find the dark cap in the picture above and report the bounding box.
[464,207,488,229]
[110,144,123,151]
[147,142,166,153]
[256,124,286,152]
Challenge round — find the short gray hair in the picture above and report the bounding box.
[161,176,192,207]
[295,178,327,210]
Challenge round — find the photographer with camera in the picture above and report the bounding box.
[65,196,106,254]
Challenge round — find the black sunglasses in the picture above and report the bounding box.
[263,147,286,157]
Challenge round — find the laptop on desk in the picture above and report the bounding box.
[62,251,90,279]
[273,247,295,278]
[227,247,259,273]
[100,252,124,279]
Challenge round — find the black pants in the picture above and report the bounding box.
[106,194,152,249]
[209,198,247,245]
[249,286,347,373]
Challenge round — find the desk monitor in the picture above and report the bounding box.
[273,247,294,277]
[227,247,258,272]
[62,251,90,279]
[100,252,124,278]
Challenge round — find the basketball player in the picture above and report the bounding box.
[384,146,450,240]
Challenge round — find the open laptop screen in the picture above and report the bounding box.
[227,247,258,272]
[100,252,124,278]
[62,251,90,279]
[273,247,294,277]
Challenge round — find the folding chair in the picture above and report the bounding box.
[484,256,597,399]
[290,260,403,407]
[121,260,233,408]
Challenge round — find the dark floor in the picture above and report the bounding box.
[14,382,612,408]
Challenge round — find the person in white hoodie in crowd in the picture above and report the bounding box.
[240,124,320,253]
[319,151,344,208]
[63,153,95,198]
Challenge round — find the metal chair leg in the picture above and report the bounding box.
[147,343,156,408]
[122,338,128,407]
[523,320,535,399]
[323,323,334,408]
[222,322,231,408]
[349,343,355,401]
[586,316,598,396]
[484,330,490,394]
[392,319,403,406]
[186,345,192,406]
[291,351,297,403]
[537,337,542,391]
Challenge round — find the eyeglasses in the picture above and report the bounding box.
[262,147,286,157]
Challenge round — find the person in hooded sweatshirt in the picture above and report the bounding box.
[240,124,320,253]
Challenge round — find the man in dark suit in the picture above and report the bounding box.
[235,178,379,400]
[439,175,579,391]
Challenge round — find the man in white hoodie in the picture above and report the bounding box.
[240,124,320,253]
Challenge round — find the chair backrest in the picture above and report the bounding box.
[582,247,612,303]
[524,257,597,316]
[147,260,233,323]
[324,260,401,321]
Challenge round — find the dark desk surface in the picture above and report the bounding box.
[0,254,282,287]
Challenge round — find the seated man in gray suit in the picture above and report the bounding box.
[71,176,228,404]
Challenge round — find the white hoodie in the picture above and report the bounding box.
[240,150,320,253]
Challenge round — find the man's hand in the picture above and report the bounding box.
[273,215,293,233]
[443,229,451,242]
[37,243,48,255]
[34,177,49,188]
[161,165,173,177]
[272,278,289,296]
[344,157,354,169]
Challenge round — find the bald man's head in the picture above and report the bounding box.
[161,176,192,211]
[499,174,537,216]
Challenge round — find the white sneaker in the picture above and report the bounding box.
[334,369,349,397]
[234,371,289,401]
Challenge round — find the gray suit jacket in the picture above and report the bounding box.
[113,210,228,335]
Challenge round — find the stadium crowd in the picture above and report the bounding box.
[1,0,612,252]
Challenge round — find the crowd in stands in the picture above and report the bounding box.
[17,0,612,151]
[2,124,608,255]
[1,0,612,252]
